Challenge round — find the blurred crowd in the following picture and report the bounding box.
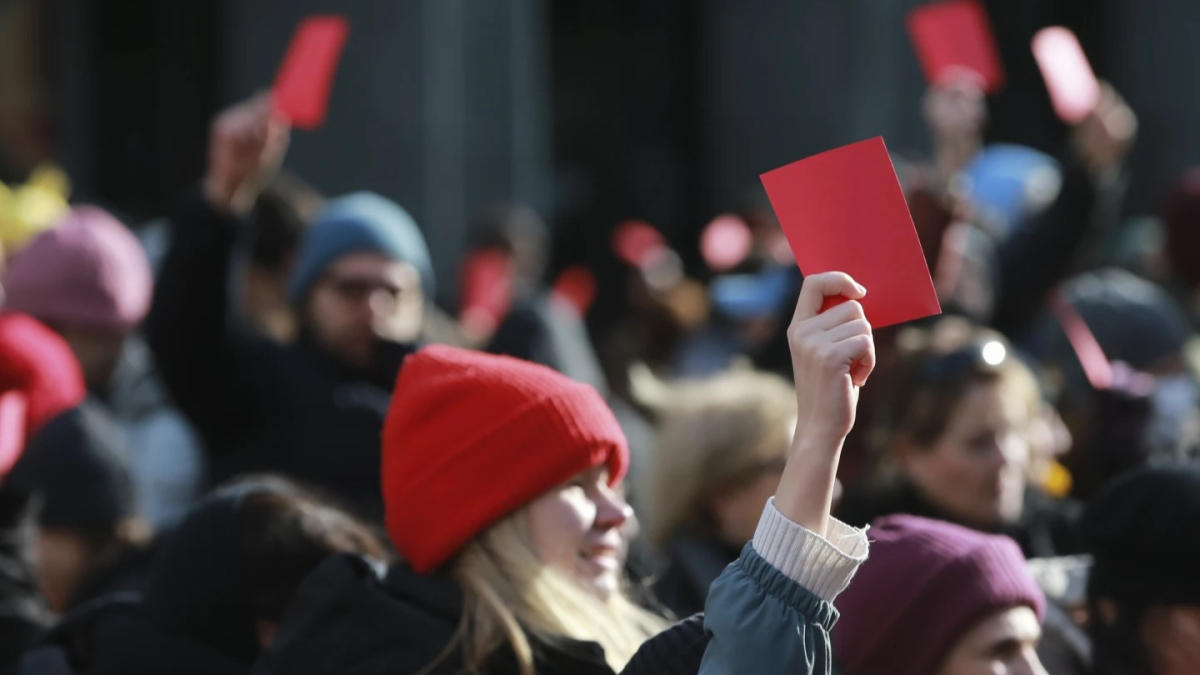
[1,68,1199,675]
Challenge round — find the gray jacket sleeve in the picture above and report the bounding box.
[699,499,869,675]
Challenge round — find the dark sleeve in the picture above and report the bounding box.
[144,194,272,454]
[0,488,51,675]
[620,614,708,675]
[486,305,549,366]
[990,160,1099,338]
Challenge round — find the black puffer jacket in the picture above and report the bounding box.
[18,596,247,675]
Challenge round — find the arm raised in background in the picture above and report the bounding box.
[993,83,1137,337]
[145,94,291,454]
[696,272,873,675]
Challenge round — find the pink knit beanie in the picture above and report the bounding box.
[3,206,152,334]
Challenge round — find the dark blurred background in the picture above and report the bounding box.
[1,0,1197,308]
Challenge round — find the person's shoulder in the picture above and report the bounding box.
[621,614,708,675]
[254,556,464,675]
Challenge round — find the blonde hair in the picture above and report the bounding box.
[419,509,668,675]
[641,369,796,549]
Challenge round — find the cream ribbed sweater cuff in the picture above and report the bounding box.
[751,497,870,603]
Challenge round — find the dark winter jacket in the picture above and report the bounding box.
[17,595,247,675]
[651,534,741,619]
[838,481,1083,559]
[254,540,850,675]
[0,488,50,675]
[146,195,416,518]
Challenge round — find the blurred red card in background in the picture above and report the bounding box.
[1033,27,1100,124]
[459,249,515,331]
[701,214,754,272]
[612,220,667,268]
[272,15,351,129]
[760,137,940,328]
[906,0,1005,94]
[552,266,598,317]
[0,391,28,477]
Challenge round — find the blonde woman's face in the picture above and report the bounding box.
[527,465,632,600]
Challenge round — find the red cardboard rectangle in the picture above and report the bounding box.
[1032,27,1100,124]
[906,0,1005,94]
[0,391,28,477]
[760,137,941,328]
[272,15,351,130]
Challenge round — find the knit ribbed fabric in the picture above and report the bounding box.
[3,206,152,334]
[751,498,869,602]
[382,345,628,573]
[833,515,1045,675]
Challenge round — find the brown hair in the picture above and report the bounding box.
[641,368,796,548]
[872,318,1041,469]
[234,477,393,622]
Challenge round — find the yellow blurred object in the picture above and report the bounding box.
[1040,460,1073,499]
[0,163,71,255]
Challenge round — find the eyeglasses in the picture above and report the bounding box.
[916,339,1009,384]
[320,275,404,304]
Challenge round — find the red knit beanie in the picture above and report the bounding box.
[0,313,87,476]
[833,515,1045,675]
[382,345,628,573]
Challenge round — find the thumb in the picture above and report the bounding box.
[793,272,866,323]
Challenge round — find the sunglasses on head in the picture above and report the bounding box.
[915,339,1009,384]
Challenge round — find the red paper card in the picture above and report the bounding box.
[0,391,28,477]
[612,220,667,268]
[272,15,351,130]
[551,266,598,317]
[906,0,1005,94]
[760,137,941,328]
[459,249,515,328]
[1032,27,1100,124]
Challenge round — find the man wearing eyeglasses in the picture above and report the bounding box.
[146,95,431,519]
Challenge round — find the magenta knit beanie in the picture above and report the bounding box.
[382,345,629,573]
[833,515,1045,675]
[3,206,152,334]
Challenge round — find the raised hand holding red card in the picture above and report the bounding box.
[1032,27,1100,124]
[760,137,941,329]
[272,15,351,130]
[906,0,1005,94]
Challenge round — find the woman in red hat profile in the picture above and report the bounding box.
[254,272,875,675]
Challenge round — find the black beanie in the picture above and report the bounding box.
[1083,463,1200,606]
[6,401,135,532]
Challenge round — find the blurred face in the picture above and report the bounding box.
[58,327,126,391]
[527,465,631,600]
[709,460,787,548]
[306,253,423,369]
[34,528,92,613]
[903,380,1030,528]
[936,606,1046,675]
[1141,605,1200,675]
[243,265,295,343]
[1024,403,1072,490]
